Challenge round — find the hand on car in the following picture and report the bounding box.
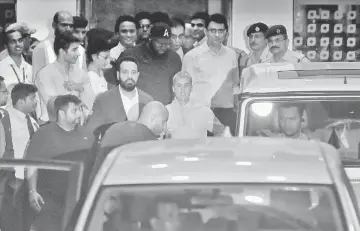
[29,190,45,212]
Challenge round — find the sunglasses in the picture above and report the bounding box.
[191,23,204,28]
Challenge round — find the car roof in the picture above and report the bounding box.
[242,62,360,94]
[101,137,338,186]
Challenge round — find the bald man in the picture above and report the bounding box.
[87,101,168,186]
[32,11,74,81]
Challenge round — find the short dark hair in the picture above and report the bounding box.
[114,15,138,33]
[0,76,4,82]
[206,13,228,31]
[116,56,139,71]
[54,31,80,56]
[170,17,185,29]
[73,16,88,29]
[54,94,82,117]
[11,83,38,106]
[278,102,305,117]
[53,12,61,24]
[191,11,209,22]
[2,29,23,46]
[135,11,152,23]
[151,12,170,25]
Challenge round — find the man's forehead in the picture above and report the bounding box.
[58,14,73,23]
[171,26,185,35]
[139,18,151,24]
[7,31,23,40]
[174,76,191,85]
[191,18,205,23]
[268,34,285,40]
[207,22,225,29]
[119,21,136,29]
[249,31,265,37]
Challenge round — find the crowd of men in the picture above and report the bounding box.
[0,9,311,231]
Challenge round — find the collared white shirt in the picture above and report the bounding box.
[193,36,207,47]
[264,49,310,64]
[182,42,239,108]
[88,70,108,95]
[0,55,32,87]
[6,106,38,179]
[110,42,126,62]
[78,45,86,70]
[247,46,272,66]
[176,47,184,60]
[119,86,139,121]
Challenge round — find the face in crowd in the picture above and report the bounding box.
[117,60,139,92]
[92,50,111,70]
[5,30,24,56]
[173,74,192,103]
[73,27,87,45]
[0,80,8,107]
[278,105,303,138]
[152,37,172,55]
[53,12,74,37]
[118,21,137,48]
[249,32,267,51]
[151,202,181,231]
[268,34,289,55]
[171,25,185,51]
[191,18,206,41]
[60,102,83,127]
[61,42,81,64]
[206,21,227,47]
[138,18,152,40]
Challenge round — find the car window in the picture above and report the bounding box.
[85,184,343,231]
[245,99,360,160]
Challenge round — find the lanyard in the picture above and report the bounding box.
[10,64,26,83]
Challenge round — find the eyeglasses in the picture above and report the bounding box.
[171,34,185,40]
[140,24,152,30]
[98,54,110,60]
[191,23,204,28]
[208,28,226,34]
[119,29,136,34]
[268,37,287,44]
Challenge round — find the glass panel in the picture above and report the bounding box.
[245,99,360,159]
[0,160,82,231]
[293,1,360,62]
[86,184,344,231]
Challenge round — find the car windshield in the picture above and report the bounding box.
[244,98,360,160]
[85,184,343,231]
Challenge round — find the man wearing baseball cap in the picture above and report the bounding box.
[115,22,182,104]
[264,24,309,64]
[0,22,36,62]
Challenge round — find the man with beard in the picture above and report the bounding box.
[264,25,309,64]
[23,94,94,231]
[32,11,74,79]
[117,22,182,104]
[86,56,153,133]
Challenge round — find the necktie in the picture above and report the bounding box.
[26,114,35,138]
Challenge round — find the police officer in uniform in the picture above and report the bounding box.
[264,25,310,64]
[239,22,271,71]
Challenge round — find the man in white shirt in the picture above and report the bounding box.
[0,26,33,106]
[166,71,226,139]
[0,83,38,231]
[110,15,137,62]
[32,11,74,80]
[35,32,94,123]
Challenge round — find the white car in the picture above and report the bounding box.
[68,137,358,231]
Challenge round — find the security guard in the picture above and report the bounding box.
[239,22,271,71]
[264,25,309,64]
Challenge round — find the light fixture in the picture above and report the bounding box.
[251,102,273,117]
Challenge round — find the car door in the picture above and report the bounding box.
[342,159,360,209]
[0,158,83,231]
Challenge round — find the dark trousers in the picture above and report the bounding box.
[211,107,237,136]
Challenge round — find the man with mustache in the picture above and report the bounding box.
[240,23,271,68]
[264,25,309,64]
[86,56,153,133]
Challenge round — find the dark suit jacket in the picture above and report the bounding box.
[85,86,153,133]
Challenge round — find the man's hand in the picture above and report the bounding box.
[64,81,85,93]
[221,126,233,138]
[29,190,45,212]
